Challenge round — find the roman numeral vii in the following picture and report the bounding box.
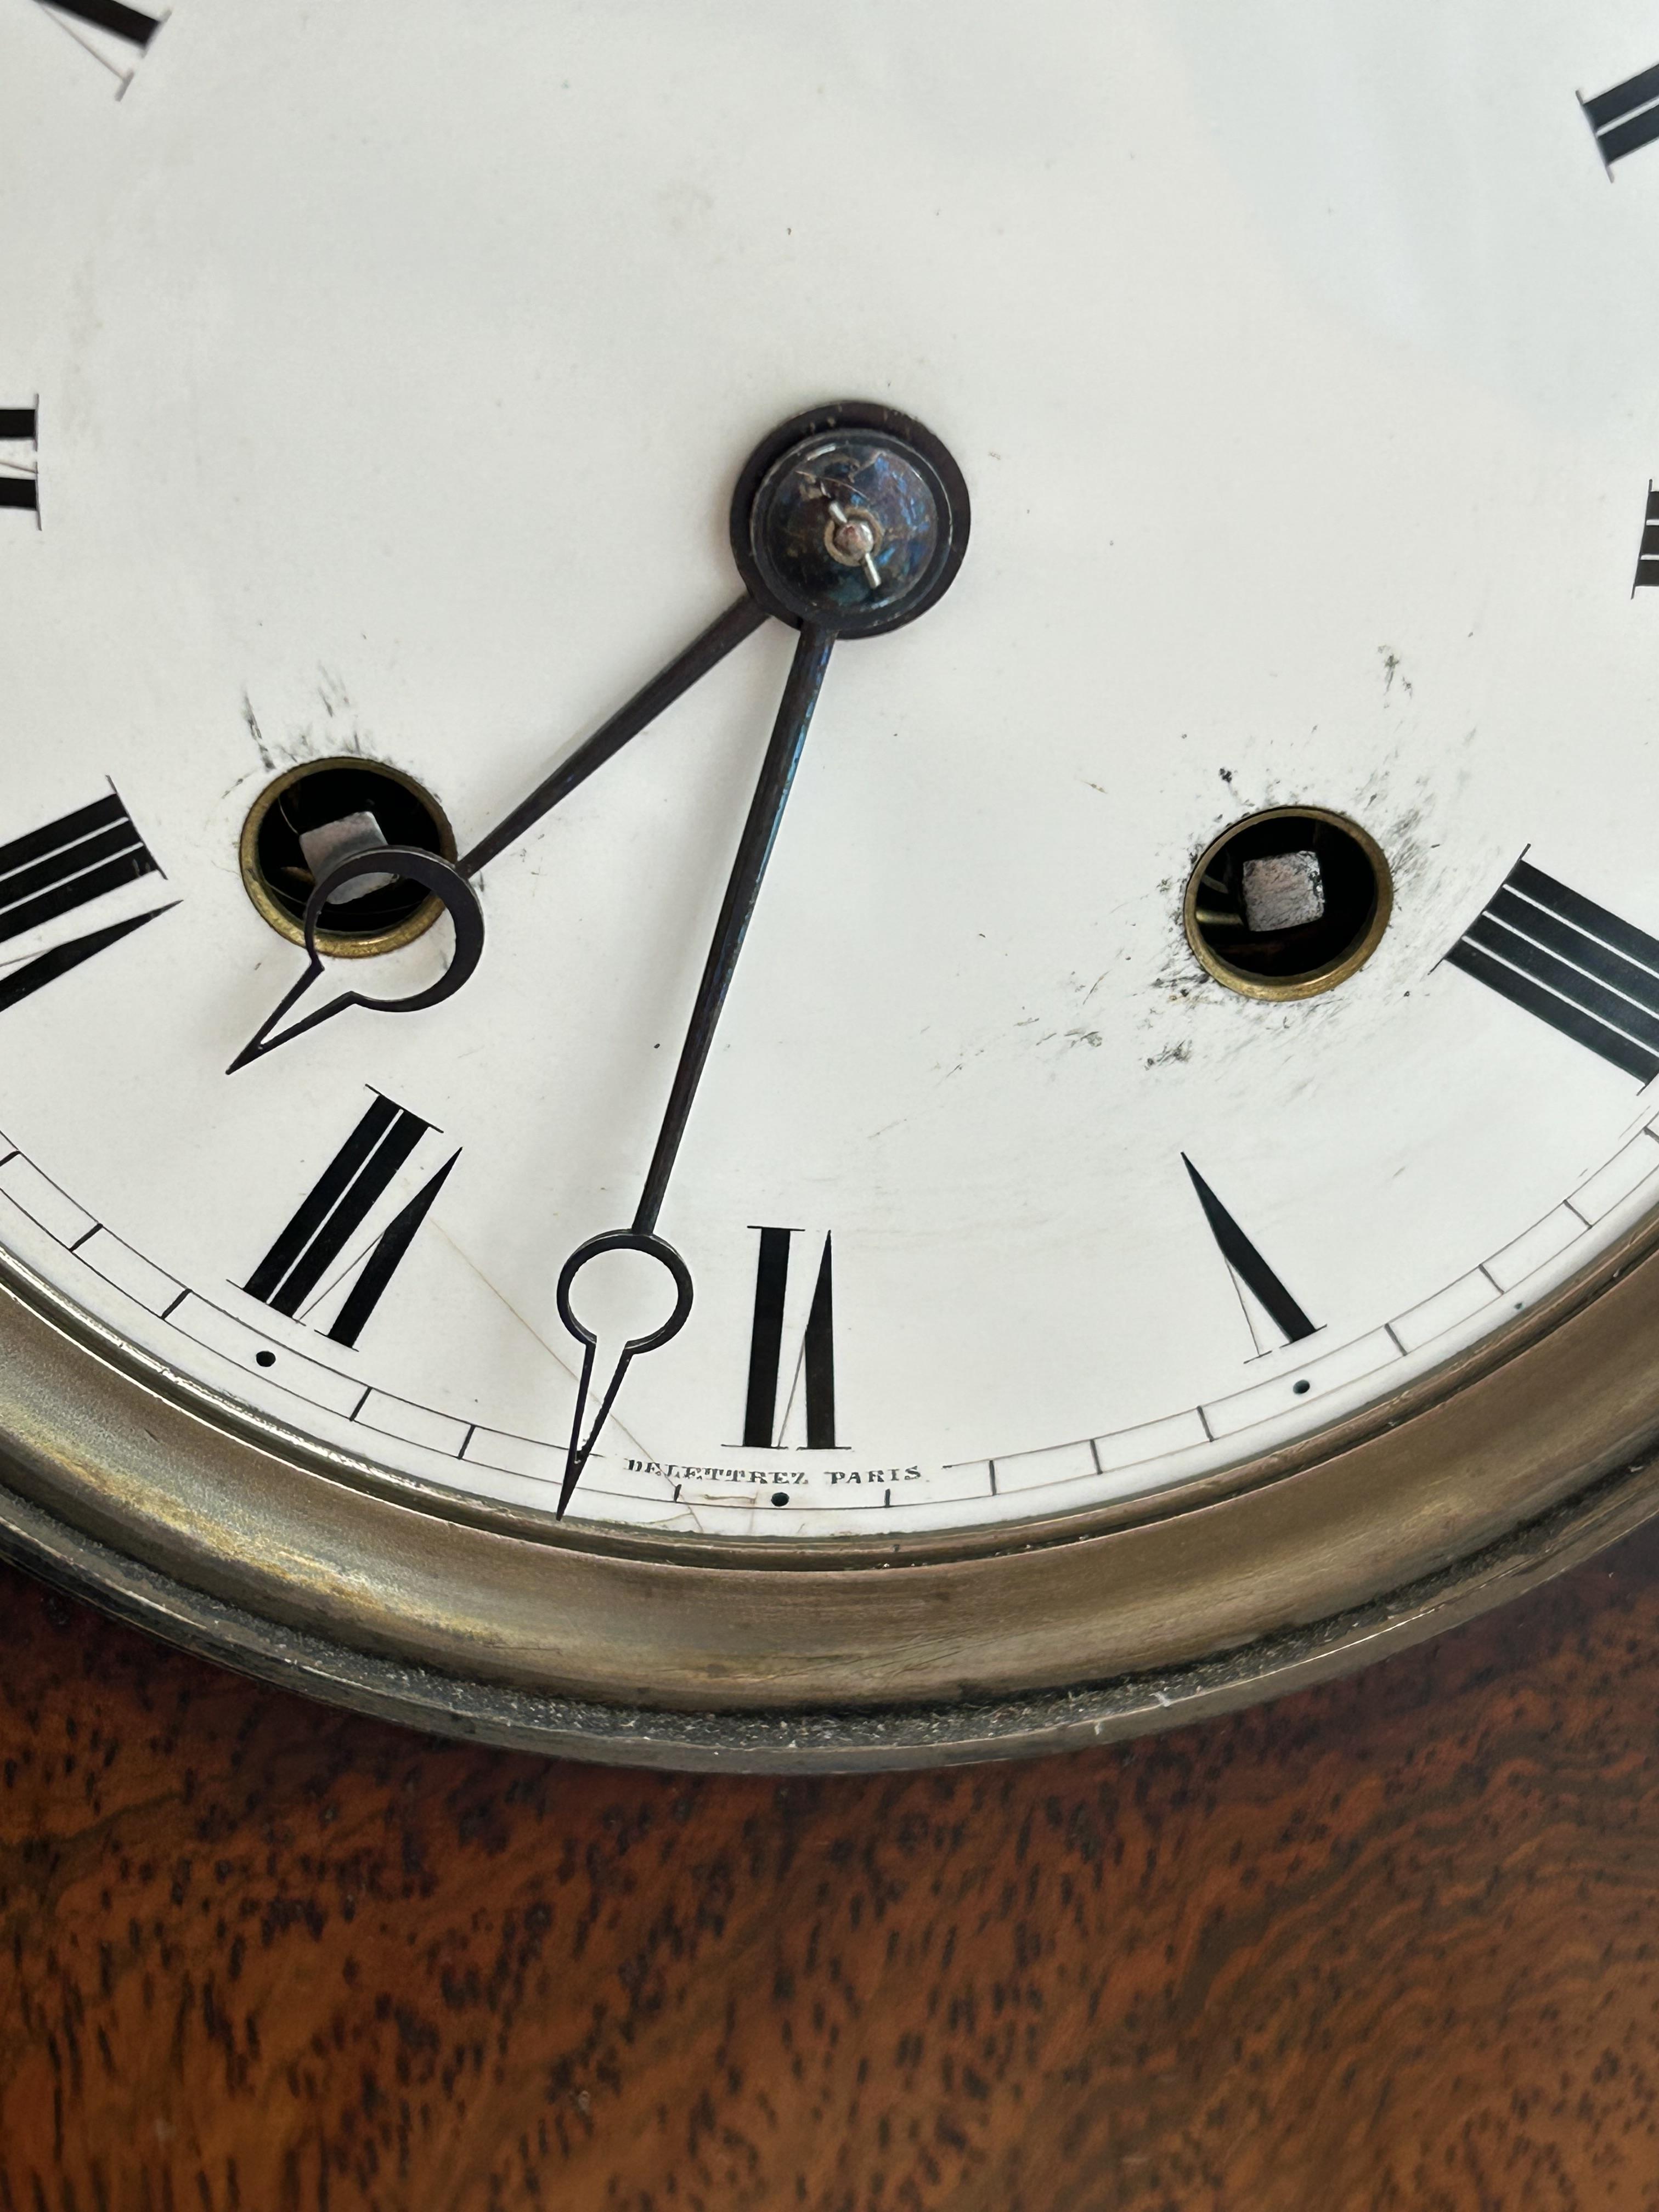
[245,1095,458,1348]
[743,1226,837,1449]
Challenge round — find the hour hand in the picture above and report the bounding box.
[458,595,766,878]
[227,845,484,1073]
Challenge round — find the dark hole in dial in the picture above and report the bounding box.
[251,763,448,940]
[1188,810,1388,990]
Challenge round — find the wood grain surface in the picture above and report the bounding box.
[4,1531,1659,2211]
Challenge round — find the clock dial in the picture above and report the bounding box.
[7,0,1659,1565]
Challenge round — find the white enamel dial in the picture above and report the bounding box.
[4,0,1659,1544]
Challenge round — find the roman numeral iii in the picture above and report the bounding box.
[1446,860,1659,1084]
[1183,1156,1318,1351]
[0,789,173,1016]
[245,1096,458,1348]
[0,408,37,517]
[743,1226,837,1448]
[1582,62,1659,170]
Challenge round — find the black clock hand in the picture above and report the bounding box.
[554,623,836,1514]
[458,595,766,878]
[634,623,834,1235]
[228,595,768,1073]
[227,846,486,1074]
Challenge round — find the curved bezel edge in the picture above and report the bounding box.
[0,1440,1653,1773]
[4,1198,1659,1729]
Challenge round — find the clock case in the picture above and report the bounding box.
[3,1200,1658,1773]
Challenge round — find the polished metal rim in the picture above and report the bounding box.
[5,1190,1659,1760]
[0,1444,1652,1771]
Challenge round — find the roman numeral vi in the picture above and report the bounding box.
[245,1095,458,1348]
[0,408,37,517]
[743,1226,837,1448]
[1446,859,1659,1083]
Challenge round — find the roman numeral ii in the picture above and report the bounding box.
[1446,859,1659,1083]
[1582,62,1659,170]
[0,789,173,1016]
[1184,1156,1318,1352]
[743,1227,837,1448]
[245,1096,459,1348]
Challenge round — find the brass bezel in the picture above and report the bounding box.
[1184,806,1394,1003]
[5,1175,1659,1768]
[238,757,457,961]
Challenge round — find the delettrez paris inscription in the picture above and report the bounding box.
[628,1462,924,1487]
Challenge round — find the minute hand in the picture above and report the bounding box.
[633,622,835,1235]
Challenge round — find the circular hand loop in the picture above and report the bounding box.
[228,848,486,1071]
[302,847,486,1013]
[555,1231,695,1358]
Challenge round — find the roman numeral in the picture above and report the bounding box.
[742,1226,837,1448]
[1183,1156,1317,1351]
[245,1095,458,1348]
[0,789,173,1015]
[1582,63,1659,171]
[0,408,37,518]
[34,0,164,90]
[1636,483,1659,591]
[1446,859,1659,1084]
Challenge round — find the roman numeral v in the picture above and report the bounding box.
[34,0,165,92]
[1184,1156,1318,1353]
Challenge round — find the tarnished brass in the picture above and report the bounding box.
[1185,806,1393,1001]
[4,1178,1659,1767]
[238,757,456,960]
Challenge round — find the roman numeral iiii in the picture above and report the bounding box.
[1582,61,1659,170]
[245,1096,459,1348]
[1446,859,1659,1082]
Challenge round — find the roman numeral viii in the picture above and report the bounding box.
[1635,483,1659,591]
[1582,62,1659,170]
[1446,860,1659,1084]
[1184,1156,1318,1352]
[0,789,173,1015]
[0,408,37,517]
[245,1096,458,1348]
[743,1227,837,1448]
